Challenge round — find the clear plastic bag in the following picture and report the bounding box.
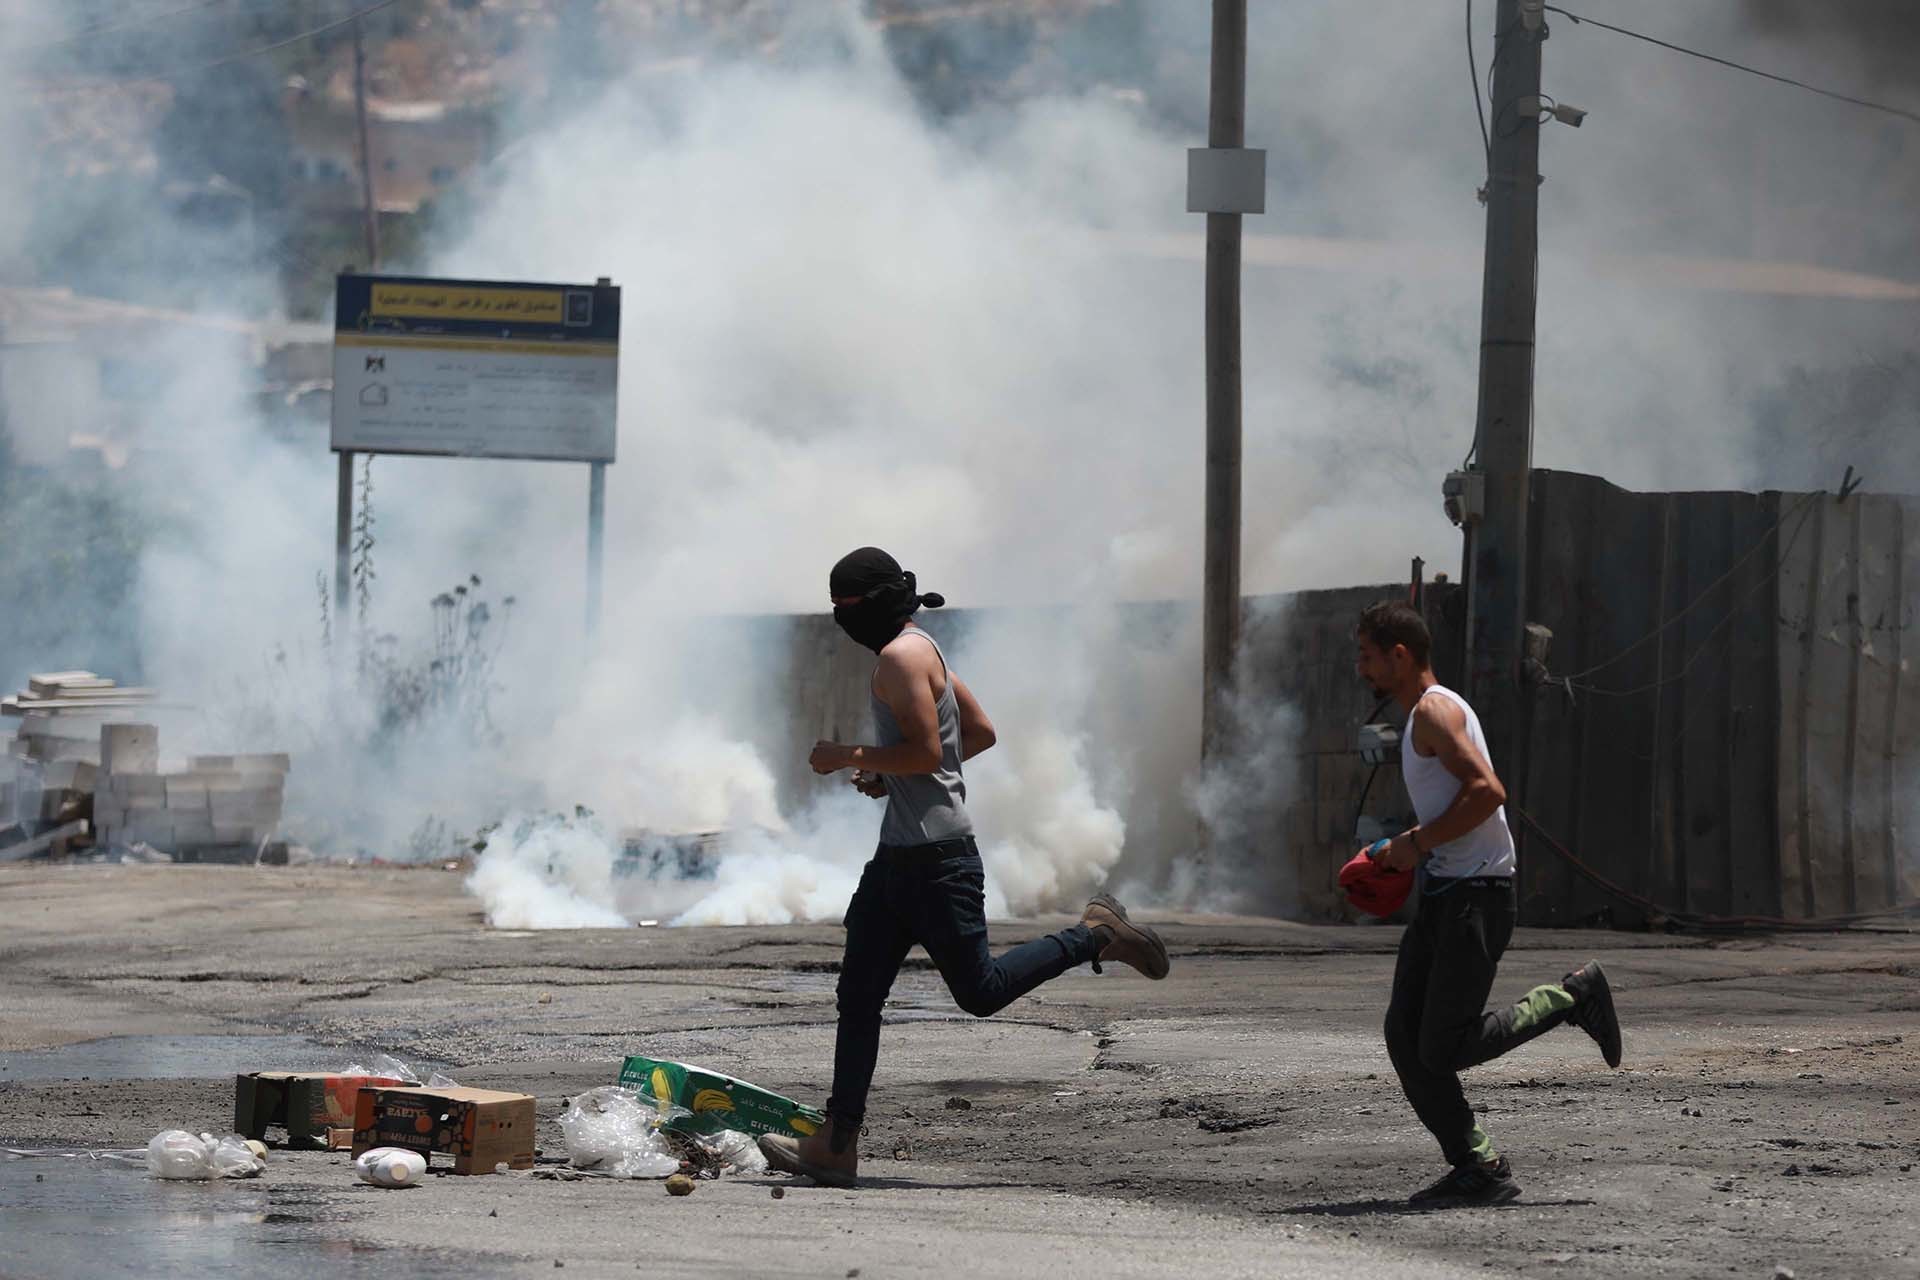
[336,1054,459,1090]
[558,1086,681,1179]
[145,1131,265,1180]
[339,1053,421,1084]
[354,1147,427,1187]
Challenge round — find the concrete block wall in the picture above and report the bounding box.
[91,734,287,854]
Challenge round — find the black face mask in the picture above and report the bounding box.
[833,587,914,654]
[828,548,945,654]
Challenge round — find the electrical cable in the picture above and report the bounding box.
[29,0,411,90]
[1545,5,1920,128]
[1348,694,1398,840]
[1566,493,1819,702]
[1466,0,1491,164]
[20,0,237,51]
[1513,806,1918,933]
[1553,490,1824,690]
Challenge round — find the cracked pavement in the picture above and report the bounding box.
[2,865,1917,1279]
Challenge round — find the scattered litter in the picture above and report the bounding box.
[340,1053,421,1084]
[558,1086,681,1178]
[692,1129,768,1176]
[357,1084,533,1175]
[121,842,173,865]
[5,1146,145,1164]
[665,1173,696,1196]
[234,1070,411,1148]
[620,1055,826,1142]
[145,1130,264,1180]
[355,1147,427,1188]
[335,1054,457,1091]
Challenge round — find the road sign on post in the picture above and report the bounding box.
[330,272,622,640]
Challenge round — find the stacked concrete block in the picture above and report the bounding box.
[195,755,289,848]
[94,731,163,850]
[100,724,159,774]
[96,751,288,854]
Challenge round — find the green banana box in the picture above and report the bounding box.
[617,1055,826,1141]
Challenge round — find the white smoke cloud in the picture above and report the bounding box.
[7,1,1916,923]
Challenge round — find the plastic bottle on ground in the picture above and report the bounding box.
[354,1147,428,1187]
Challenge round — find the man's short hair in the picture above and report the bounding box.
[1357,600,1431,669]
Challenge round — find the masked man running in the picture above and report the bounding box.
[1354,600,1623,1208]
[759,547,1169,1187]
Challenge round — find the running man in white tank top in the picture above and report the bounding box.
[758,547,1171,1189]
[1354,600,1623,1209]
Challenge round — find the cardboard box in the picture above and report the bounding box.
[235,1072,410,1147]
[617,1055,826,1141]
[353,1085,536,1174]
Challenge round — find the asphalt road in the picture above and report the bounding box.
[2,865,1916,1279]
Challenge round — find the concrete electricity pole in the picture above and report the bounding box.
[352,17,381,272]
[1465,0,1545,791]
[1197,0,1258,767]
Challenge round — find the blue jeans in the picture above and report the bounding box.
[826,836,1098,1128]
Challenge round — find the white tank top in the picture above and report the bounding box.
[1400,685,1516,879]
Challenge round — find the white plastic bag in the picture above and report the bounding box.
[145,1131,265,1180]
[354,1147,427,1188]
[558,1086,680,1179]
[695,1129,768,1176]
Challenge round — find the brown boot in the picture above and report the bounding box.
[758,1116,859,1188]
[1081,892,1170,980]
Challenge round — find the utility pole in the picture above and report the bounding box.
[352,17,381,271]
[1198,0,1252,767]
[1465,0,1545,794]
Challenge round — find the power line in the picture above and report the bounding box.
[1555,489,1823,692]
[22,0,237,52]
[1545,5,1920,128]
[30,0,411,91]
[1465,0,1490,162]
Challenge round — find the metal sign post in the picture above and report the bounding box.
[329,272,622,646]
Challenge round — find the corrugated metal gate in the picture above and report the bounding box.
[1517,470,1918,925]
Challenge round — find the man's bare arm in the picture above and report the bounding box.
[950,674,996,761]
[1372,696,1507,871]
[809,642,943,776]
[1408,696,1507,848]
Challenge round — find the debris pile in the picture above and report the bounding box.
[1,673,156,848]
[95,751,290,860]
[0,670,292,864]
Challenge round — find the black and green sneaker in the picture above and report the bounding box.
[1409,1156,1521,1209]
[1563,960,1623,1068]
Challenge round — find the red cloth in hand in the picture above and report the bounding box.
[1339,842,1413,918]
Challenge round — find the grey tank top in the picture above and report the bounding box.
[871,627,973,846]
